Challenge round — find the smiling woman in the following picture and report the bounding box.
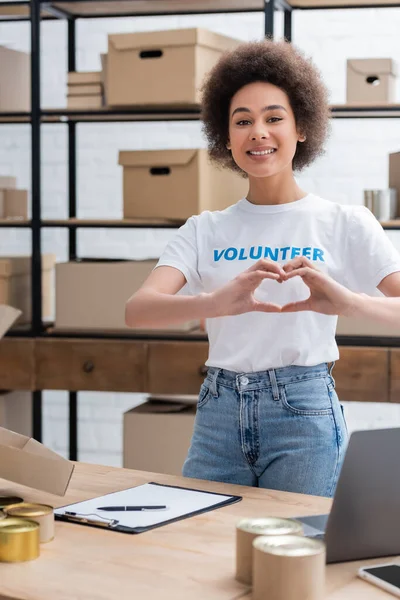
[125,39,400,498]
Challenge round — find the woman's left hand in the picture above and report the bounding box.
[280,257,358,316]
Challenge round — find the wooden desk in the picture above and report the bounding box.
[0,463,395,599]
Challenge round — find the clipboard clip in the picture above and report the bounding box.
[64,511,120,528]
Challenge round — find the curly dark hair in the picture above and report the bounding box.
[201,39,330,173]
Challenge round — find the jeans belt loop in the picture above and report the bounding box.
[268,369,280,401]
[209,368,220,397]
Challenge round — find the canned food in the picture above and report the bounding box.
[253,534,325,556]
[253,535,326,600]
[5,503,54,543]
[236,517,304,585]
[237,517,304,536]
[0,496,24,509]
[0,518,40,562]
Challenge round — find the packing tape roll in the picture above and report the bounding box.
[236,517,304,585]
[5,503,54,543]
[252,534,326,600]
[0,518,40,562]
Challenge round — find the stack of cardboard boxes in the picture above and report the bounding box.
[58,28,248,476]
[67,71,104,109]
[56,27,247,338]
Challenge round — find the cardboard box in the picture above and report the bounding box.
[389,152,400,217]
[123,397,196,476]
[0,391,32,437]
[337,315,400,337]
[0,254,56,324]
[67,94,103,109]
[55,259,199,332]
[0,307,72,496]
[107,28,240,107]
[347,58,397,104]
[0,176,16,188]
[67,71,102,85]
[68,83,103,96]
[119,149,248,220]
[0,189,28,219]
[0,426,74,496]
[0,46,30,111]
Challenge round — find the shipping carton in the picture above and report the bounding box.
[55,259,198,331]
[0,189,28,219]
[0,176,16,189]
[0,426,74,496]
[119,148,248,220]
[0,254,56,324]
[67,71,102,85]
[123,397,196,476]
[337,315,400,337]
[67,94,103,109]
[107,28,240,107]
[0,306,73,495]
[347,58,397,104]
[0,392,32,436]
[0,46,30,111]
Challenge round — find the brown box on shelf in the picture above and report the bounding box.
[347,58,396,104]
[55,259,199,332]
[119,148,248,220]
[67,94,103,109]
[337,315,400,337]
[0,46,30,111]
[68,83,103,96]
[107,27,240,107]
[0,189,28,219]
[0,254,56,324]
[67,71,102,85]
[123,396,196,476]
[0,176,16,188]
[389,151,400,217]
[0,391,32,436]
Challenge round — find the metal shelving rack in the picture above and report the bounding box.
[1,0,400,460]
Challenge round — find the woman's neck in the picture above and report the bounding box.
[246,172,307,206]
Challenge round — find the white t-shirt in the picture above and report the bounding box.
[156,194,400,372]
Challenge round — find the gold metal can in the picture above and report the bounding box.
[253,535,326,600]
[0,518,40,562]
[236,517,304,585]
[0,496,24,509]
[237,517,304,536]
[253,534,325,556]
[4,503,54,543]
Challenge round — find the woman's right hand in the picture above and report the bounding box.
[207,259,286,317]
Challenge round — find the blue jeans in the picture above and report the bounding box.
[182,364,348,497]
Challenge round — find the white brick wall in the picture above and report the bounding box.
[1,7,400,465]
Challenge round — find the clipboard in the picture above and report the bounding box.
[54,481,242,534]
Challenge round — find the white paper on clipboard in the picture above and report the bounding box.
[54,482,241,532]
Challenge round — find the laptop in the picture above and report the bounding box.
[296,428,400,563]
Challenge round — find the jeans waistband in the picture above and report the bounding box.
[205,363,332,395]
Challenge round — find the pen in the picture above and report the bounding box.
[97,505,167,511]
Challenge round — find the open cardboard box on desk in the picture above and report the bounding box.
[0,427,74,496]
[0,304,75,496]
